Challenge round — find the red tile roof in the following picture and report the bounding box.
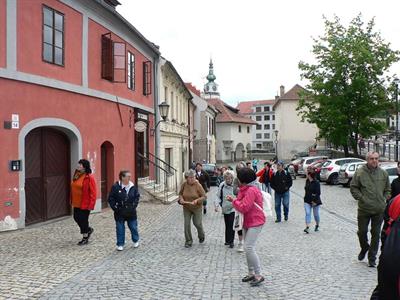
[208,98,257,125]
[273,84,307,109]
[185,82,201,97]
[236,99,276,114]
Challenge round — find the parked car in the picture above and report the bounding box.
[380,162,398,184]
[290,158,304,174]
[202,163,218,186]
[338,162,367,187]
[320,158,366,185]
[309,160,327,180]
[298,156,328,176]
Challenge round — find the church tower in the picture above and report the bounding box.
[203,59,220,99]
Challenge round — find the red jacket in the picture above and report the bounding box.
[232,185,265,229]
[81,174,97,210]
[257,167,273,183]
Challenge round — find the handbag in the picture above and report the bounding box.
[118,189,135,219]
[233,209,244,231]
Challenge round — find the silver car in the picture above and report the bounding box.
[380,162,398,184]
[320,158,366,185]
[338,162,366,187]
[297,156,328,176]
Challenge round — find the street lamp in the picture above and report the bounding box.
[274,130,279,159]
[150,101,170,136]
[396,82,399,161]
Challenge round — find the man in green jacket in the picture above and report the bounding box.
[350,151,391,267]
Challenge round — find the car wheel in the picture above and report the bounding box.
[328,173,339,185]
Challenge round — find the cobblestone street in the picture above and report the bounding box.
[0,178,377,300]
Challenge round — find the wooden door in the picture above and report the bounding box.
[101,142,114,209]
[136,131,149,178]
[25,128,70,225]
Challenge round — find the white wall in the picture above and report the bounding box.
[216,123,253,162]
[275,100,318,160]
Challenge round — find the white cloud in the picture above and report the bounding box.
[117,0,400,105]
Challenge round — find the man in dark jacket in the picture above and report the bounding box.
[195,163,210,214]
[350,151,391,267]
[108,170,140,251]
[390,161,400,199]
[271,161,293,222]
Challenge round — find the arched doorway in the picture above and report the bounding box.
[25,128,70,225]
[235,143,245,161]
[101,141,114,209]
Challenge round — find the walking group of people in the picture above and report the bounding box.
[350,151,400,300]
[70,159,140,251]
[68,151,399,297]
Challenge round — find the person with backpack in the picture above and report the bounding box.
[257,162,273,193]
[270,161,293,222]
[226,167,266,287]
[303,167,322,233]
[350,151,391,268]
[252,158,259,172]
[214,170,237,248]
[108,170,140,251]
[195,163,211,214]
[370,194,400,300]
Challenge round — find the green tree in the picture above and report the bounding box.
[298,15,399,156]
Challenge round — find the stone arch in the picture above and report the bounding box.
[235,143,245,161]
[18,118,82,228]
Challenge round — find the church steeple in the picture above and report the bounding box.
[203,58,220,98]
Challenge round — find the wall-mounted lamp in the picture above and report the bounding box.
[150,101,170,136]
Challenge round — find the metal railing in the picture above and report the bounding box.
[147,152,178,193]
[137,153,178,202]
[326,140,399,161]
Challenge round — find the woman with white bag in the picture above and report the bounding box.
[227,167,266,287]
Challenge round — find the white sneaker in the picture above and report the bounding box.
[133,241,140,248]
[117,246,124,251]
[237,243,244,253]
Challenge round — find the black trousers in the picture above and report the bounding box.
[224,212,235,244]
[73,207,90,234]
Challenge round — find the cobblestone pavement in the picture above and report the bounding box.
[1,178,377,300]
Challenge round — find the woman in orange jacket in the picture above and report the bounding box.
[71,159,97,245]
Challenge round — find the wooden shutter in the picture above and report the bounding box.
[143,61,152,95]
[101,33,113,81]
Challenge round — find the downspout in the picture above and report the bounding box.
[187,99,190,170]
[153,56,160,182]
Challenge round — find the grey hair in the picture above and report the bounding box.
[236,161,247,172]
[366,151,379,160]
[223,170,235,181]
[184,169,196,179]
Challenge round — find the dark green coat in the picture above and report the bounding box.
[350,165,391,215]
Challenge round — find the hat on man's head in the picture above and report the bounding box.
[277,160,284,166]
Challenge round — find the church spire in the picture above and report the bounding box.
[203,58,220,98]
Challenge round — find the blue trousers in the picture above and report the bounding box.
[304,203,320,224]
[116,218,139,246]
[274,191,290,221]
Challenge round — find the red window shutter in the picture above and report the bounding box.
[101,33,113,81]
[143,61,152,95]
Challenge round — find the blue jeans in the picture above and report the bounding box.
[116,218,139,246]
[274,191,290,221]
[304,203,320,224]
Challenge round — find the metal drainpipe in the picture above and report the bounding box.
[153,56,160,182]
[188,99,191,170]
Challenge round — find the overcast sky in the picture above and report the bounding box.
[117,0,400,106]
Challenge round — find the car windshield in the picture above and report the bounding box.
[385,167,398,176]
[322,161,331,167]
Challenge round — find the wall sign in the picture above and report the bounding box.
[134,121,147,132]
[137,113,148,121]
